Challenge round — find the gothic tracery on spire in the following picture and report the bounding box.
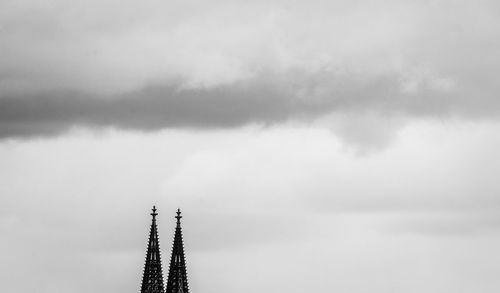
[166,209,190,293]
[140,206,166,293]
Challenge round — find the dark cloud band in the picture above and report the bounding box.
[0,73,497,140]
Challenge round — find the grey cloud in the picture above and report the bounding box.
[183,212,311,252]
[1,0,500,143]
[310,183,500,215]
[386,212,500,237]
[1,70,495,140]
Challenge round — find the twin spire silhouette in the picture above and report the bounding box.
[141,206,189,293]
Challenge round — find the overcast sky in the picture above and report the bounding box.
[1,0,500,292]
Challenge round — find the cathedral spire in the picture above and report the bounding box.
[166,209,190,293]
[141,206,165,293]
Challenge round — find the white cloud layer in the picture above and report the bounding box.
[1,0,497,92]
[2,121,500,292]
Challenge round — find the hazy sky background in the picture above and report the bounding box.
[1,0,500,292]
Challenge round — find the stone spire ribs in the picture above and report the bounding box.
[141,206,165,293]
[166,209,190,293]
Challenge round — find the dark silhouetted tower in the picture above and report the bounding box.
[166,209,190,293]
[141,206,165,293]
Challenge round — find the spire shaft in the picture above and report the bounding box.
[166,209,190,293]
[141,206,165,293]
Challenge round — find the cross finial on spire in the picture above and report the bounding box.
[175,208,182,225]
[151,205,158,218]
